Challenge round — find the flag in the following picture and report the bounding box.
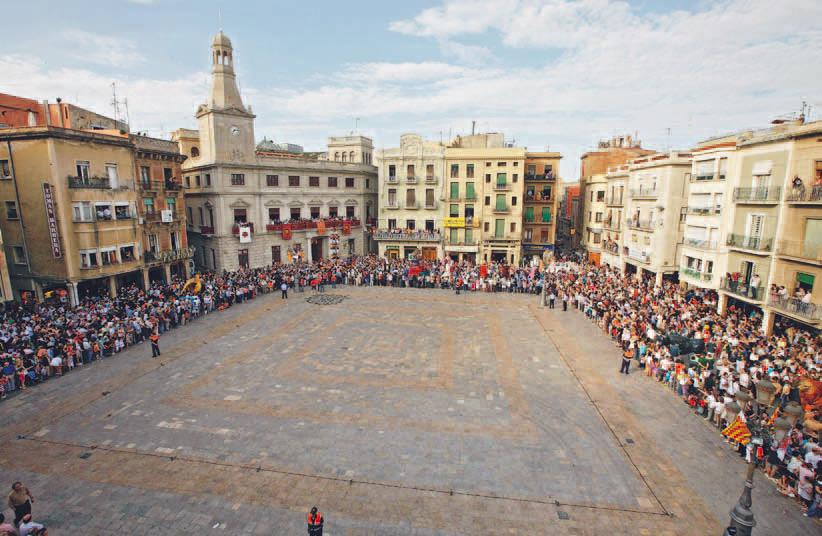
[282,224,292,241]
[316,220,326,235]
[342,221,351,235]
[721,416,751,445]
[238,224,252,243]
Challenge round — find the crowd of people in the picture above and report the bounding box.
[0,251,819,525]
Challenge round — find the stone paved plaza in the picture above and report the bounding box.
[0,288,814,535]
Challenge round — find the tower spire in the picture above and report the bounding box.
[207,31,247,112]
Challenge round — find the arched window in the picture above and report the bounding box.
[334,152,340,161]
[191,147,200,157]
[341,153,347,162]
[349,151,355,162]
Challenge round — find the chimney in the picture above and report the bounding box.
[56,98,65,128]
[471,120,476,136]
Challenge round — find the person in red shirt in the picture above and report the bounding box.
[306,506,323,535]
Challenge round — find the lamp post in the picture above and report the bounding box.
[722,386,791,535]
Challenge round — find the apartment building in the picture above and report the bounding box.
[679,137,737,290]
[582,172,608,264]
[557,182,580,252]
[623,151,692,286]
[716,118,822,334]
[375,134,445,260]
[601,165,629,270]
[176,32,377,271]
[443,134,525,264]
[522,152,560,263]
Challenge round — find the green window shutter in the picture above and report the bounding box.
[450,182,460,199]
[542,207,551,223]
[465,229,473,244]
[466,182,475,199]
[797,272,815,286]
[525,207,534,222]
[495,194,506,210]
[450,228,458,242]
[449,204,459,217]
[495,219,504,237]
[496,173,507,186]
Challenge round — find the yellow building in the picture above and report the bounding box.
[443,133,525,264]
[522,152,561,262]
[0,126,143,303]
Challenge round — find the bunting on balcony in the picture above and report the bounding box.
[282,224,292,241]
[342,221,351,235]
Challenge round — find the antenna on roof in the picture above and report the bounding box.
[218,7,223,31]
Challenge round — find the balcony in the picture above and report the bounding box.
[726,233,773,252]
[720,277,764,302]
[785,185,822,204]
[405,201,420,210]
[424,201,438,209]
[406,176,418,184]
[144,247,195,263]
[684,238,718,250]
[493,205,510,213]
[199,225,215,235]
[525,193,552,203]
[264,218,362,233]
[603,242,619,254]
[164,180,182,191]
[691,173,719,182]
[605,195,623,206]
[231,222,255,235]
[768,295,822,323]
[444,238,478,246]
[629,186,657,198]
[374,230,441,242]
[425,175,438,184]
[680,266,714,283]
[386,176,399,184]
[776,240,822,264]
[733,186,781,204]
[626,218,656,231]
[385,201,400,210]
[525,173,556,181]
[602,220,621,231]
[68,175,110,189]
[626,250,650,264]
[464,194,478,201]
[493,182,511,191]
[686,206,721,216]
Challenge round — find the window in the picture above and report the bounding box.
[100,248,117,266]
[238,249,249,268]
[388,165,396,179]
[79,249,97,268]
[4,201,18,220]
[450,204,459,217]
[148,234,159,254]
[425,219,434,231]
[346,206,355,218]
[76,161,90,180]
[119,245,135,262]
[310,206,320,219]
[524,229,533,241]
[164,168,173,182]
[0,160,10,178]
[205,173,211,186]
[329,206,338,218]
[139,166,151,188]
[513,174,518,183]
[596,191,605,202]
[195,175,201,187]
[544,164,553,176]
[262,174,277,187]
[527,164,536,176]
[541,207,551,223]
[450,182,459,200]
[171,231,180,251]
[197,207,204,225]
[309,176,320,187]
[815,161,822,183]
[484,195,490,206]
[498,162,507,167]
[465,229,473,243]
[495,194,506,210]
[496,173,507,186]
[143,197,154,214]
[185,176,191,188]
[426,164,434,178]
[595,212,603,222]
[288,176,300,187]
[272,246,281,264]
[95,203,113,220]
[450,164,459,178]
[187,206,194,225]
[345,177,355,188]
[231,173,245,186]
[290,207,301,219]
[485,173,491,183]
[465,204,474,224]
[466,182,476,200]
[406,189,416,207]
[425,188,435,207]
[524,207,535,222]
[233,208,247,223]
[73,202,93,222]
[511,196,517,206]
[268,207,280,222]
[495,219,504,238]
[388,218,397,229]
[115,204,131,219]
[466,164,474,178]
[406,219,416,230]
[450,228,458,243]
[191,147,200,157]
[484,222,490,232]
[407,164,415,178]
[328,176,338,187]
[105,164,118,187]
[510,222,516,233]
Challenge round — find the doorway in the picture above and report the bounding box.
[311,237,324,261]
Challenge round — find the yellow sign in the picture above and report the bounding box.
[444,217,465,227]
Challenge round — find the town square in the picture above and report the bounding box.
[0,1,820,535]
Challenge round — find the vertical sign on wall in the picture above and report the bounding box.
[42,182,62,258]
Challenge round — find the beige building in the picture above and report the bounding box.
[623,151,692,286]
[0,126,144,303]
[0,229,14,303]
[601,164,629,269]
[714,118,822,333]
[443,134,525,264]
[176,32,377,271]
[582,172,608,264]
[522,152,561,262]
[375,134,445,260]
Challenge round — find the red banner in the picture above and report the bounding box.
[480,264,488,278]
[342,221,351,235]
[282,224,292,241]
[316,220,326,235]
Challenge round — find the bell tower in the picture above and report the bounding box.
[196,31,256,165]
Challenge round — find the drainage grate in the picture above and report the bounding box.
[557,511,570,520]
[306,294,348,306]
[625,438,635,444]
[79,452,93,459]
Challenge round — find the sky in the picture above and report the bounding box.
[2,0,821,179]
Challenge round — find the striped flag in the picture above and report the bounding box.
[721,416,752,445]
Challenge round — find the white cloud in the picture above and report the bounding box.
[60,30,146,67]
[438,40,495,64]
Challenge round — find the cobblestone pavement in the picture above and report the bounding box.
[0,288,814,535]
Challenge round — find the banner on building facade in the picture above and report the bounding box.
[316,220,326,235]
[444,217,465,228]
[161,209,173,223]
[282,224,292,241]
[42,183,62,258]
[342,221,351,235]
[238,224,252,243]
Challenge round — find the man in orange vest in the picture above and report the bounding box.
[306,506,323,535]
[149,333,161,358]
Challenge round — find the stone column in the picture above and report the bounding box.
[761,307,775,336]
[142,268,150,290]
[306,239,313,263]
[717,292,728,316]
[655,271,663,287]
[67,282,79,307]
[163,263,172,284]
[32,281,45,302]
